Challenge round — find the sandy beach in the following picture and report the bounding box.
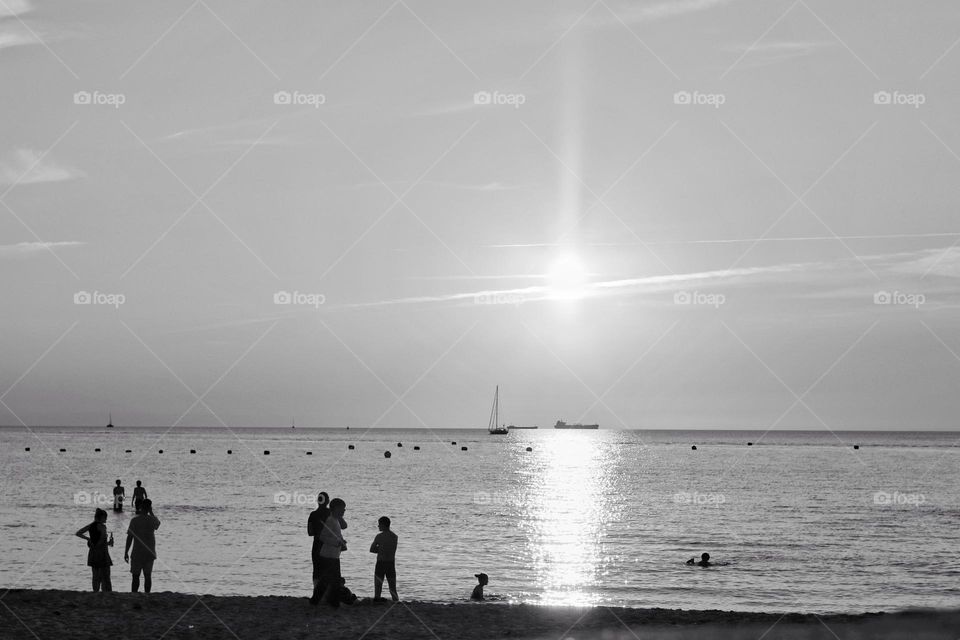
[0,590,957,640]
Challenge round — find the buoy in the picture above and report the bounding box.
[451,441,457,445]
[24,447,30,451]
[384,451,391,458]
[59,448,65,452]
[413,446,420,451]
[306,451,313,455]
[95,448,101,452]
[158,450,163,454]
[227,450,232,454]
[747,442,753,446]
[691,445,697,450]
[397,442,403,447]
[461,446,468,451]
[263,450,270,455]
[125,449,131,453]
[190,449,197,454]
[525,446,532,452]
[348,445,355,450]
[853,445,859,450]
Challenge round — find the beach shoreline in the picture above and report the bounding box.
[1,589,958,640]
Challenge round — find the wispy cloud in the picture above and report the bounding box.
[0,149,83,185]
[0,0,38,50]
[603,0,741,24]
[724,40,837,68]
[0,240,85,256]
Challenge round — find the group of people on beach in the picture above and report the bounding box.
[75,480,160,593]
[307,492,399,607]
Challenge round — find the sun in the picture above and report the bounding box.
[546,254,589,301]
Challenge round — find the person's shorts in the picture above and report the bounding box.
[374,559,396,581]
[130,556,155,575]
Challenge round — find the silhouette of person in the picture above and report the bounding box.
[112,479,125,512]
[471,573,488,600]
[125,499,161,593]
[314,498,348,607]
[369,516,399,602]
[132,481,147,513]
[307,491,331,603]
[76,508,113,592]
[686,552,712,567]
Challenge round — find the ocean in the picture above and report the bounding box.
[1,427,958,613]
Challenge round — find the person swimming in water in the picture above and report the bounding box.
[471,573,488,600]
[686,552,712,567]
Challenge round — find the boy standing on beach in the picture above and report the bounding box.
[369,516,399,602]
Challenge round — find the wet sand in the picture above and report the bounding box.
[0,589,957,640]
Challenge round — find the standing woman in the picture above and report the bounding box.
[76,508,113,592]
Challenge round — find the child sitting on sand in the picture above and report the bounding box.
[686,552,712,567]
[471,573,488,600]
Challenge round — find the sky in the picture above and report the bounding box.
[1,0,960,430]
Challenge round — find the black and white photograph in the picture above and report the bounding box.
[1,1,959,638]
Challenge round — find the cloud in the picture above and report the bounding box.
[0,241,85,256]
[0,0,31,19]
[0,0,40,51]
[0,149,83,185]
[603,0,740,24]
[725,40,837,68]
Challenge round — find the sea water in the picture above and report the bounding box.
[1,427,958,613]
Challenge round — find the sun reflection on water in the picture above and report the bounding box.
[521,431,615,606]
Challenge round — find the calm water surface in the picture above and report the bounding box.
[1,427,958,612]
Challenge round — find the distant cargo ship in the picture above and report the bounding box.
[554,420,598,429]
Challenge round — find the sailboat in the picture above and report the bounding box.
[487,386,509,435]
[106,412,114,428]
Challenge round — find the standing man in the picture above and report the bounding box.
[314,498,348,607]
[132,480,148,513]
[369,516,399,602]
[112,479,125,512]
[307,491,330,603]
[124,499,161,593]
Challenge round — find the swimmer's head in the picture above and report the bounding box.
[475,573,489,585]
[701,553,710,562]
[136,480,141,487]
[115,479,121,485]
